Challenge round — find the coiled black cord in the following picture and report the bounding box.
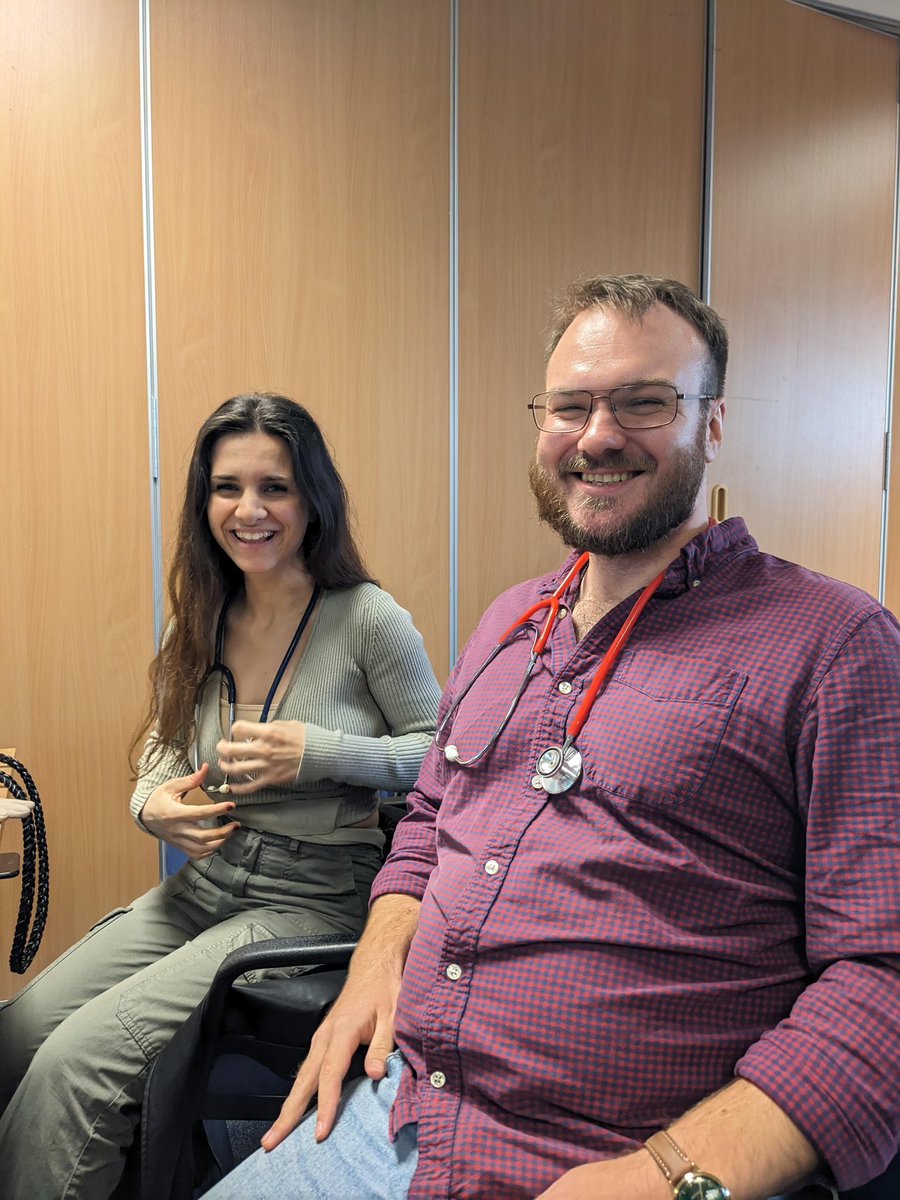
[0,754,50,973]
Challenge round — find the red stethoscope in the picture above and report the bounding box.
[436,553,665,794]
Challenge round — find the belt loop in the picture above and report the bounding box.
[238,827,262,874]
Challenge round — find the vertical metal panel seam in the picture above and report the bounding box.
[138,0,167,879]
[449,0,460,666]
[699,0,716,301]
[877,52,900,605]
[139,0,163,645]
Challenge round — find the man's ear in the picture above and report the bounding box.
[705,397,725,464]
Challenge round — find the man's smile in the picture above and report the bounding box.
[577,470,642,485]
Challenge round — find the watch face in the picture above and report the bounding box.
[677,1172,731,1200]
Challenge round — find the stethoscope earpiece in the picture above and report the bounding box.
[444,745,460,763]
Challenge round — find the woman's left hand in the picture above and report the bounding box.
[216,719,306,793]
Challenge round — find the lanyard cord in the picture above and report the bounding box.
[260,585,321,722]
[0,754,49,974]
[212,584,321,723]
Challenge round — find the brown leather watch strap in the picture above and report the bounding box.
[645,1130,696,1187]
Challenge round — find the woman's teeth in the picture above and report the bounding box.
[233,530,275,541]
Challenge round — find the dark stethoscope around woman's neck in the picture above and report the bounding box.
[435,554,665,794]
[194,584,321,793]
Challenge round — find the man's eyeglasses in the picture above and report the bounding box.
[528,384,714,432]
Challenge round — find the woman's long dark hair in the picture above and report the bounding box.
[133,393,374,766]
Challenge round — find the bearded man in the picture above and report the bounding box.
[206,276,900,1200]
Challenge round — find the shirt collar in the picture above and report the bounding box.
[544,517,757,601]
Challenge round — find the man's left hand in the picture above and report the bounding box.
[535,1151,670,1199]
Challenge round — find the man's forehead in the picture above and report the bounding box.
[546,302,706,381]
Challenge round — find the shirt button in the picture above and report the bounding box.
[691,579,701,589]
[558,680,573,695]
[531,775,543,789]
[430,1071,446,1089]
[557,606,568,620]
[484,859,500,876]
[446,963,462,981]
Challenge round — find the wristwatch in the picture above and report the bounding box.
[644,1131,732,1200]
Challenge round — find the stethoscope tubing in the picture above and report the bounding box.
[441,644,539,768]
[438,554,665,783]
[563,566,663,744]
[192,585,321,789]
[436,554,588,767]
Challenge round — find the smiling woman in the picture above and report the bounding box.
[0,394,442,1200]
[207,432,310,581]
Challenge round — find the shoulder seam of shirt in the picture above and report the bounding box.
[794,604,893,731]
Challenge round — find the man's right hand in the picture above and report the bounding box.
[260,893,422,1151]
[139,763,240,857]
[261,973,399,1150]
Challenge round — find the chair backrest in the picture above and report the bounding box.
[839,1152,900,1200]
[140,934,357,1200]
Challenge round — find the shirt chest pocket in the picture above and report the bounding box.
[578,649,747,806]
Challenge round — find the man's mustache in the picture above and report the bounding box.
[557,452,656,474]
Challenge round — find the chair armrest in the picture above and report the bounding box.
[203,934,357,1042]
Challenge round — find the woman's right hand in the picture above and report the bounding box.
[139,763,240,858]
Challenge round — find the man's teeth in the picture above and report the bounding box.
[581,471,637,484]
[233,530,275,542]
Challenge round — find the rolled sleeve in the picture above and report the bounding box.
[129,734,191,835]
[737,609,900,1189]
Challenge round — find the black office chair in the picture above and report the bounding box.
[137,799,413,1199]
[841,1157,900,1200]
[139,932,357,1200]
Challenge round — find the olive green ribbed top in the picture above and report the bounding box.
[131,584,440,843]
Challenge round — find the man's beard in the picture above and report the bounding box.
[528,427,707,557]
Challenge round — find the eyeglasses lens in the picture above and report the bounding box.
[532,385,678,431]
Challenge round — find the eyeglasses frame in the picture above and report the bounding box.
[528,385,716,433]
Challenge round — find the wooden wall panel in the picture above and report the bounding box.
[151,0,451,677]
[708,0,897,597]
[0,1,156,994]
[2,0,897,999]
[885,223,900,617]
[457,0,706,644]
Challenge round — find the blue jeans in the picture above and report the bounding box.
[203,1050,839,1200]
[204,1051,418,1199]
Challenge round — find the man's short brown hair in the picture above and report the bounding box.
[546,274,728,400]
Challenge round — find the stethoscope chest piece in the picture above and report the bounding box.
[535,743,582,794]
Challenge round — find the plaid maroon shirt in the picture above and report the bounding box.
[372,518,900,1199]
